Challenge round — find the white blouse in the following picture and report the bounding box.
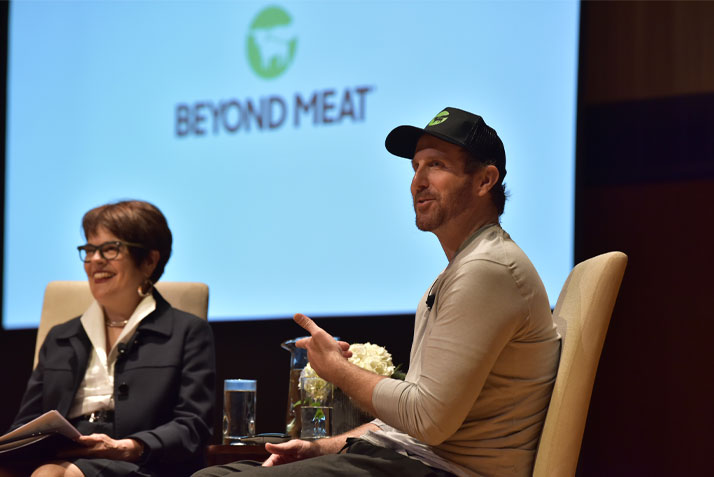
[67,295,156,419]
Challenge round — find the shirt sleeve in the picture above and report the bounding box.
[372,259,528,445]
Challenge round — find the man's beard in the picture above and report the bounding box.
[414,194,445,231]
[413,179,474,232]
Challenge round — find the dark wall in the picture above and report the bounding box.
[574,2,714,476]
[1,2,713,476]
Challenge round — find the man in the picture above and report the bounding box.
[196,107,560,477]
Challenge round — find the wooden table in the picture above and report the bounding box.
[205,444,271,466]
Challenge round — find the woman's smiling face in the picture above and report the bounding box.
[83,226,147,310]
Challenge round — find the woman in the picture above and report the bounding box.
[9,200,216,477]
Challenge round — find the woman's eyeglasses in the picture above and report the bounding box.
[77,241,143,262]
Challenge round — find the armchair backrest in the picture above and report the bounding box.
[532,252,627,477]
[34,281,209,368]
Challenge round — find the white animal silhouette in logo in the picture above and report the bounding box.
[252,25,295,70]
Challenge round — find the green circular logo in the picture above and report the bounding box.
[246,6,297,79]
[428,110,449,126]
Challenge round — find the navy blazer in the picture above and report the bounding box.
[10,289,216,475]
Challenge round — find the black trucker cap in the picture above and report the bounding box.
[385,107,506,182]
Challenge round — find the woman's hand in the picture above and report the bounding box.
[58,433,145,462]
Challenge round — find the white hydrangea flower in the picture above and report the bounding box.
[300,342,395,401]
[299,364,330,402]
[347,342,395,377]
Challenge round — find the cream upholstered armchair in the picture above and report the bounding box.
[34,281,209,368]
[532,251,627,477]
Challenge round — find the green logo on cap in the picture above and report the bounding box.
[246,6,297,79]
[427,110,449,126]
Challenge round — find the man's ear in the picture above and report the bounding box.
[475,165,500,197]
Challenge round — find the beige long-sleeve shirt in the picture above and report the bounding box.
[368,224,560,476]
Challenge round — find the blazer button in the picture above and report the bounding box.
[118,382,129,396]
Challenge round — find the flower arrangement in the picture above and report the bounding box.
[300,375,332,403]
[348,342,397,376]
[299,342,403,400]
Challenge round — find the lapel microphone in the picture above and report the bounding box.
[425,278,438,310]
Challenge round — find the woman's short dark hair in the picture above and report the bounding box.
[82,200,172,283]
[464,152,508,216]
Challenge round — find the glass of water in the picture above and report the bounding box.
[299,376,334,440]
[223,379,257,444]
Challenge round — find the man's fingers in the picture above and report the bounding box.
[263,440,301,466]
[265,441,294,453]
[294,313,320,335]
[264,442,280,453]
[337,341,353,358]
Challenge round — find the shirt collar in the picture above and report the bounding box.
[452,222,501,260]
[80,294,157,363]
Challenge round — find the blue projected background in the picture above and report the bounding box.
[4,0,580,328]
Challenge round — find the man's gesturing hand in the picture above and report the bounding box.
[293,313,351,383]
